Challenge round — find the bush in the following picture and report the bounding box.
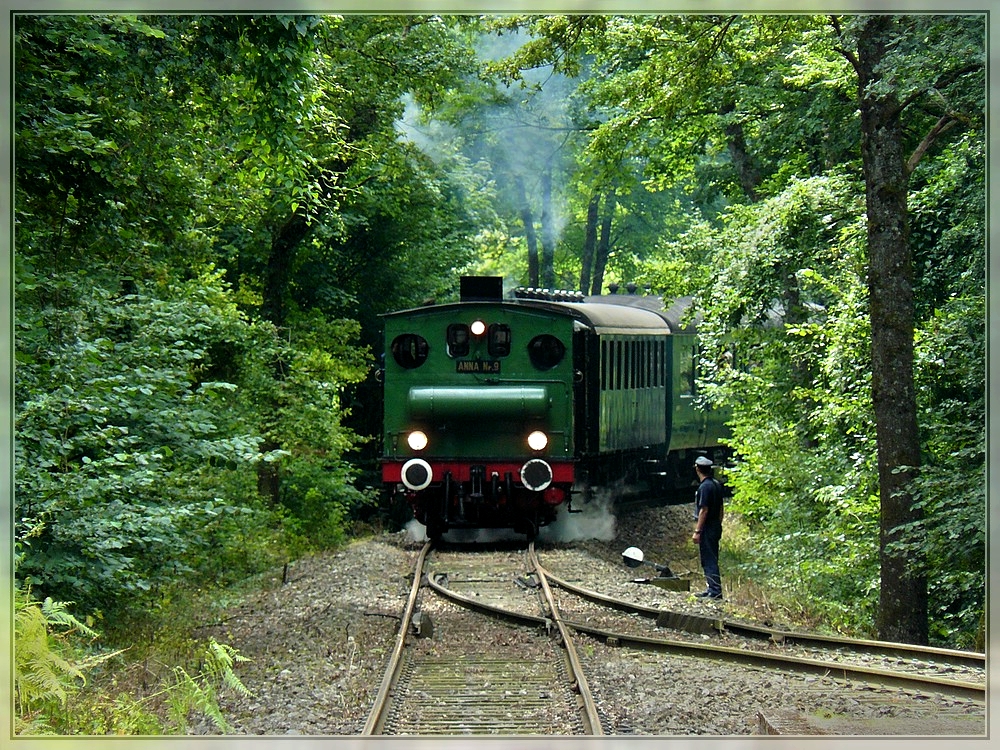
[15,270,271,614]
[15,266,371,619]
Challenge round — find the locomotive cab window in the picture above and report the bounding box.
[446,324,470,357]
[391,333,430,369]
[488,324,512,357]
[528,334,565,370]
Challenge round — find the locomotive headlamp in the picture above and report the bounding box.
[407,430,429,451]
[527,430,548,451]
[470,319,486,336]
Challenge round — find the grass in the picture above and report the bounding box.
[717,515,851,636]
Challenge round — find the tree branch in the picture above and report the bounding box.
[894,62,981,116]
[906,114,959,175]
[829,15,862,80]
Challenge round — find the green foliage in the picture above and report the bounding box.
[691,146,984,643]
[15,262,375,613]
[15,269,268,612]
[162,638,252,733]
[909,133,986,319]
[15,581,253,735]
[695,172,882,634]
[64,694,166,736]
[243,308,376,549]
[15,13,419,621]
[897,293,986,646]
[13,11,985,657]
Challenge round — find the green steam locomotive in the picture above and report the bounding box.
[380,276,729,539]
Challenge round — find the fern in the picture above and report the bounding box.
[206,637,253,697]
[162,638,254,733]
[14,586,108,733]
[166,666,228,733]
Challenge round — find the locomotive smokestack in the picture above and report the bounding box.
[460,276,504,302]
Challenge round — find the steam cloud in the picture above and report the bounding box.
[396,27,578,255]
[537,489,618,543]
[401,489,620,545]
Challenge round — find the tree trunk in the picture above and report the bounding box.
[591,191,616,295]
[262,210,310,328]
[540,169,556,289]
[580,192,600,293]
[857,15,927,644]
[515,176,539,287]
[721,100,761,201]
[259,208,310,505]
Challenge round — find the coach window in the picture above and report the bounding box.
[626,341,632,388]
[488,324,512,357]
[624,341,631,389]
[629,341,635,388]
[648,340,655,387]
[657,340,665,387]
[391,333,430,369]
[636,340,643,388]
[680,344,697,396]
[639,340,647,388]
[601,340,608,390]
[614,340,623,390]
[446,324,470,357]
[618,340,625,389]
[648,340,654,387]
[633,341,640,388]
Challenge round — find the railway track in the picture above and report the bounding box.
[363,541,984,736]
[534,557,986,699]
[362,542,603,735]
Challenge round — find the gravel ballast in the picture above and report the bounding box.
[197,501,985,737]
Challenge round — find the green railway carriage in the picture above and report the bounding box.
[380,277,729,539]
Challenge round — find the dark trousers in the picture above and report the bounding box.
[699,525,722,595]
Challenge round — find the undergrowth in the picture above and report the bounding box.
[14,583,253,735]
[719,515,869,638]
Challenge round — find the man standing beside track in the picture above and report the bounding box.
[692,455,724,599]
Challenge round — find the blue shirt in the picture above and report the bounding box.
[695,478,724,532]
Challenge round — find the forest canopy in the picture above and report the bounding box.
[11,11,985,686]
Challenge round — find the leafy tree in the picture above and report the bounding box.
[14,11,985,654]
[898,131,985,646]
[694,174,880,632]
[14,14,375,614]
[834,13,984,643]
[483,13,985,645]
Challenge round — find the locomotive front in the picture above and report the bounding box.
[380,285,576,539]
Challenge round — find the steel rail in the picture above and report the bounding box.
[561,618,986,703]
[424,566,605,733]
[426,572,550,626]
[362,540,432,736]
[428,567,984,704]
[539,565,986,670]
[527,542,605,736]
